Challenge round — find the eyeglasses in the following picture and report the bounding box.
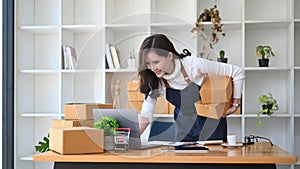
[244,135,273,146]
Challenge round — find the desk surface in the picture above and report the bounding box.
[33,143,297,164]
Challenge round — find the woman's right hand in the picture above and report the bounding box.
[138,117,150,134]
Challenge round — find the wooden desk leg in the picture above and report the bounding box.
[54,162,276,169]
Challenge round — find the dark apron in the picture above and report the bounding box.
[163,64,227,142]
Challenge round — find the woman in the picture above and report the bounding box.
[138,34,245,142]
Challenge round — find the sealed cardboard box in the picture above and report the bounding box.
[49,127,104,154]
[64,103,113,120]
[200,75,232,104]
[194,101,231,119]
[126,96,169,114]
[127,80,140,91]
[52,119,94,128]
[169,103,175,114]
[127,91,145,102]
[126,101,143,111]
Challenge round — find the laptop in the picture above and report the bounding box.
[93,109,162,149]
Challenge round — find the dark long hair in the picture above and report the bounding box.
[138,34,191,98]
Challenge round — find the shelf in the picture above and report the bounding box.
[244,67,291,72]
[19,113,63,117]
[19,69,60,74]
[244,114,292,118]
[19,155,33,161]
[105,69,137,73]
[105,23,148,32]
[62,25,103,33]
[61,69,105,73]
[19,26,59,34]
[151,22,193,31]
[245,20,291,29]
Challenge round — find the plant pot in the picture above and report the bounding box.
[258,59,269,67]
[104,136,115,150]
[262,104,273,115]
[200,12,211,22]
[217,58,228,63]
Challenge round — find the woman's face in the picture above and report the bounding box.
[145,51,174,78]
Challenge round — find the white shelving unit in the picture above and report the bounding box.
[15,0,300,169]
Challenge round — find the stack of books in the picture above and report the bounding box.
[105,43,121,69]
[62,45,78,70]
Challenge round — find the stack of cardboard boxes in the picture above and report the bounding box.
[126,80,174,114]
[126,77,240,119]
[49,103,113,154]
[195,75,240,119]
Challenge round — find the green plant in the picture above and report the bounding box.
[94,117,119,136]
[219,50,225,59]
[257,93,279,127]
[191,4,225,48]
[256,45,275,59]
[35,134,50,153]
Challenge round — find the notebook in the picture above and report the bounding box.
[93,109,162,149]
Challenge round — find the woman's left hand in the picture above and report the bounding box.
[222,106,239,117]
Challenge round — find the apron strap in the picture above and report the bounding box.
[180,61,192,85]
[162,60,192,88]
[162,79,170,88]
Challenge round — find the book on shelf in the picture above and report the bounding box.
[110,45,121,69]
[105,43,115,69]
[62,45,78,70]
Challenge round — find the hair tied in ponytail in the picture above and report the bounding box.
[182,49,191,57]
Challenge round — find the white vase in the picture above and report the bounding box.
[127,58,136,69]
[104,136,115,150]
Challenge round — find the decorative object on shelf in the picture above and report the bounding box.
[127,49,136,69]
[256,45,275,67]
[191,0,225,49]
[198,44,212,60]
[257,93,279,127]
[35,134,50,153]
[112,80,121,109]
[217,50,227,63]
[94,117,119,150]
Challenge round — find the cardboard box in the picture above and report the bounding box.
[52,119,94,128]
[127,80,140,91]
[200,75,233,104]
[126,97,169,114]
[49,127,104,154]
[194,101,231,119]
[127,91,145,102]
[126,101,143,111]
[64,103,113,120]
[169,103,175,114]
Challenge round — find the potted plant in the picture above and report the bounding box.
[257,93,279,127]
[217,50,227,63]
[94,116,119,150]
[191,4,225,48]
[256,45,275,67]
[35,134,50,153]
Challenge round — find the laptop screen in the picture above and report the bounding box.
[93,109,142,149]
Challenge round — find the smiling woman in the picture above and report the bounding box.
[137,34,245,143]
[144,51,175,78]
